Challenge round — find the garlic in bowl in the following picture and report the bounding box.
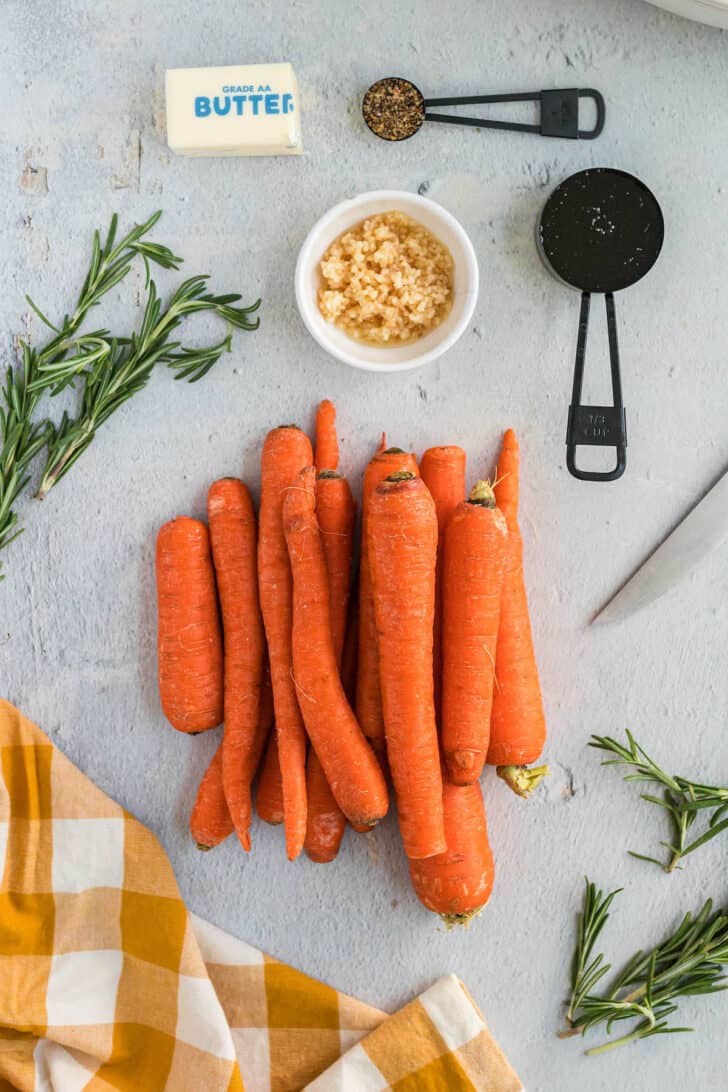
[295,190,479,372]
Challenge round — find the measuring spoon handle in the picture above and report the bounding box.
[424,88,605,139]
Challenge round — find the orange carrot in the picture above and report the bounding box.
[283,467,388,827]
[314,399,339,471]
[190,741,233,850]
[420,447,467,530]
[304,755,347,863]
[256,730,284,826]
[409,777,494,925]
[258,426,314,859]
[191,675,273,849]
[315,471,357,661]
[341,587,359,706]
[341,593,373,836]
[156,517,223,733]
[441,481,508,785]
[487,430,548,793]
[420,446,466,715]
[246,670,274,793]
[304,470,357,863]
[356,444,419,761]
[208,479,266,851]
[367,472,445,859]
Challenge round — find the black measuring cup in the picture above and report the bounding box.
[537,168,664,482]
[363,76,605,142]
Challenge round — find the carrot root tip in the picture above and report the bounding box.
[195,842,213,852]
[496,763,550,799]
[446,749,484,786]
[439,906,485,929]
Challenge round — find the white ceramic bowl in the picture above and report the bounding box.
[295,190,479,373]
[645,0,728,27]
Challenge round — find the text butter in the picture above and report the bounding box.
[165,63,302,157]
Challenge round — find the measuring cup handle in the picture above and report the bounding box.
[566,292,627,483]
[567,440,627,482]
[577,89,606,139]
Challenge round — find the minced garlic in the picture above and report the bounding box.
[318,211,454,346]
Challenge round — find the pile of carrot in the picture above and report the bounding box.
[156,402,547,925]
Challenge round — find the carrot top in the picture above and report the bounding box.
[468,480,497,508]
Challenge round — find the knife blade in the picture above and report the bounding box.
[592,466,728,625]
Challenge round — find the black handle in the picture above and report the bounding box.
[566,292,627,483]
[423,88,605,139]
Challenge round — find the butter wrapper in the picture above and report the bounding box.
[166,62,302,157]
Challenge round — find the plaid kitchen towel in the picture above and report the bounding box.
[0,699,522,1091]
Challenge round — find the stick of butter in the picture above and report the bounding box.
[165,63,302,157]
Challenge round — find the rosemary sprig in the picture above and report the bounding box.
[1,211,260,579]
[35,276,261,498]
[0,211,181,577]
[590,732,728,871]
[563,879,621,1025]
[562,877,728,1055]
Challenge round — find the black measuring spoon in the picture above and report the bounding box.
[362,76,605,142]
[538,168,664,482]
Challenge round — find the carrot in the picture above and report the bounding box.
[341,592,373,836]
[190,741,233,850]
[356,444,419,761]
[207,478,266,850]
[409,777,494,925]
[258,425,314,860]
[341,587,359,705]
[367,472,445,859]
[420,446,466,714]
[304,469,357,863]
[304,754,346,863]
[283,467,388,827]
[256,730,284,826]
[156,517,223,733]
[191,674,273,849]
[315,472,357,661]
[487,429,548,795]
[314,399,339,471]
[441,481,508,785]
[420,446,467,527]
[249,672,274,775]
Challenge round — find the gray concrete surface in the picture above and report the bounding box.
[3,1,728,1088]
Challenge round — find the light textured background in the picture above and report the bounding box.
[2,1,728,1088]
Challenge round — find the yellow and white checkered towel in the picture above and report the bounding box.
[0,700,522,1091]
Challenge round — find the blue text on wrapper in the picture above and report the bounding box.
[194,92,295,118]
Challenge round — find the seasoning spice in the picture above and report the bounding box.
[362,77,425,142]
